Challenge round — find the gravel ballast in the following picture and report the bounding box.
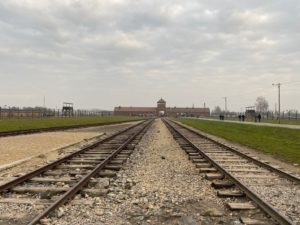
[51,119,243,225]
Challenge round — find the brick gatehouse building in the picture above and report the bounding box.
[114,98,210,117]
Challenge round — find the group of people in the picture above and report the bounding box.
[255,114,262,122]
[238,114,262,122]
[238,114,246,121]
[219,114,262,122]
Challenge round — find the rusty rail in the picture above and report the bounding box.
[27,119,153,225]
[168,119,300,184]
[0,120,146,192]
[163,118,295,225]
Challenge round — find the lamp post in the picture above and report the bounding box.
[223,97,227,117]
[272,83,281,124]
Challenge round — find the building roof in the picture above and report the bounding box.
[114,106,156,112]
[157,98,166,104]
[166,107,210,113]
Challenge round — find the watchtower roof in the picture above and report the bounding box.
[157,98,166,104]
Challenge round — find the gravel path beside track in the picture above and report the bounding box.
[51,119,244,225]
[0,132,95,165]
[193,117,300,129]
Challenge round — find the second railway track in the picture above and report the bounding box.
[163,118,300,225]
[0,120,143,138]
[0,119,153,225]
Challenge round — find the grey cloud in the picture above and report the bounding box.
[0,0,299,110]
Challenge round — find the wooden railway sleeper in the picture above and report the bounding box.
[163,118,294,225]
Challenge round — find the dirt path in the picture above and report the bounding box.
[0,121,138,165]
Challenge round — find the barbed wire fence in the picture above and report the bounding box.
[210,110,299,121]
[0,107,113,119]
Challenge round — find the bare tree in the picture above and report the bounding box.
[212,106,222,115]
[255,96,269,113]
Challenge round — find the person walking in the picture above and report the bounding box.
[258,114,262,122]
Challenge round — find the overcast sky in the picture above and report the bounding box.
[0,0,299,111]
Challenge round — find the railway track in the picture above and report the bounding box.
[163,118,300,225]
[0,119,153,225]
[0,119,143,138]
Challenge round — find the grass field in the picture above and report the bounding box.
[209,116,300,125]
[261,118,300,125]
[178,118,300,164]
[0,116,142,132]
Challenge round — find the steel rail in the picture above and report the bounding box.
[169,119,300,184]
[0,119,144,138]
[0,120,147,192]
[163,119,295,225]
[27,119,153,225]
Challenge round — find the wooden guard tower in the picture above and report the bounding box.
[62,102,74,117]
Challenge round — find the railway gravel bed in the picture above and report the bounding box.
[165,119,300,225]
[2,119,296,224]
[0,120,150,225]
[52,119,255,225]
[0,121,142,205]
[243,180,300,223]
